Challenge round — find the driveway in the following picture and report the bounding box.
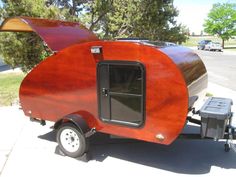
[1,81,236,177]
[195,49,236,91]
[0,49,236,177]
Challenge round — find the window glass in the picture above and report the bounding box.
[109,65,142,94]
[110,95,142,124]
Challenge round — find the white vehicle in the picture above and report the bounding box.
[204,42,222,51]
[164,42,176,46]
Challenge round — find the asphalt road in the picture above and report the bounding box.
[195,49,236,91]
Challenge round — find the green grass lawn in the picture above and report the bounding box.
[0,72,25,106]
[183,36,236,48]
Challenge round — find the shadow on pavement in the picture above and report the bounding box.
[38,125,236,174]
[38,130,57,142]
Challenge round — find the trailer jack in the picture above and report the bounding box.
[30,117,46,126]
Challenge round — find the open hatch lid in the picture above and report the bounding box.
[0,16,99,52]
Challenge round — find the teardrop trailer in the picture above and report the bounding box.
[0,17,235,159]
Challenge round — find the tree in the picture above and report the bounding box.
[204,3,236,48]
[81,0,188,43]
[0,0,188,71]
[0,0,72,72]
[132,0,183,42]
[81,0,114,32]
[45,0,86,16]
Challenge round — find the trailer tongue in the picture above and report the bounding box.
[181,97,235,152]
[199,97,233,140]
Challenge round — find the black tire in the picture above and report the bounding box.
[56,123,88,158]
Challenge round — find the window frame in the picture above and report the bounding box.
[97,60,146,128]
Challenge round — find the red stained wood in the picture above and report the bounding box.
[0,16,99,51]
[20,41,207,145]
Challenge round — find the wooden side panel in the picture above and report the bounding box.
[20,41,189,145]
[160,46,208,107]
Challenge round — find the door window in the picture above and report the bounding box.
[97,61,145,127]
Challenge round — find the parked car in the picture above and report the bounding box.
[164,42,176,46]
[197,40,211,50]
[204,42,222,51]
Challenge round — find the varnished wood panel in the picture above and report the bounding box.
[0,16,99,51]
[19,41,207,145]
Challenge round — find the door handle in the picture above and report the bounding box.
[102,88,109,97]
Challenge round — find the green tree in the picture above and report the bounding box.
[0,0,71,72]
[81,0,188,43]
[0,0,188,71]
[132,0,183,42]
[204,3,236,48]
[80,0,114,36]
[45,0,86,16]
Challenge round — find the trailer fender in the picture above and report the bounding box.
[54,114,90,135]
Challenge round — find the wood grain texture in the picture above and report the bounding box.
[19,41,207,145]
[0,16,99,51]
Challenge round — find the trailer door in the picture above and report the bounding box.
[97,61,145,127]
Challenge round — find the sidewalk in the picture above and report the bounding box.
[207,82,236,114]
[0,82,236,177]
[0,106,27,175]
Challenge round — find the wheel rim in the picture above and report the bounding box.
[60,128,80,153]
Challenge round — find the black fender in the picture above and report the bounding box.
[54,114,90,135]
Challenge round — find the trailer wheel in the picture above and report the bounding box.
[57,123,88,158]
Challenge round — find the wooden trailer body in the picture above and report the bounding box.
[0,17,208,146]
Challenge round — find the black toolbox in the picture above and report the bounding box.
[199,97,233,139]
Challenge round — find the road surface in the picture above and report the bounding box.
[195,49,236,91]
